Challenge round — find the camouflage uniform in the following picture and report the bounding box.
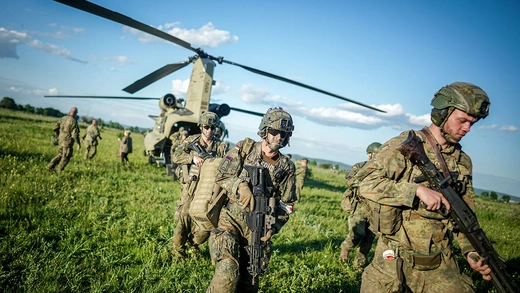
[82,123,102,159]
[294,162,308,201]
[206,139,296,293]
[170,133,228,255]
[340,161,376,268]
[47,114,80,172]
[358,127,476,293]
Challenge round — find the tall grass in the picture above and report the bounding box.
[1,109,519,292]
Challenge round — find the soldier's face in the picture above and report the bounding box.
[201,125,215,139]
[444,109,477,143]
[266,128,285,151]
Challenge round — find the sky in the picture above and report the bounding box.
[1,0,519,196]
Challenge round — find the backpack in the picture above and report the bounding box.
[188,138,257,232]
[189,157,226,231]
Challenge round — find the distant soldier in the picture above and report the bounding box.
[170,112,228,259]
[118,130,132,167]
[170,129,189,154]
[206,107,297,293]
[339,142,380,268]
[82,119,102,160]
[169,129,189,181]
[295,157,309,201]
[169,126,185,144]
[47,107,81,172]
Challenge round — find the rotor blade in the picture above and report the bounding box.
[45,95,158,100]
[229,107,265,117]
[54,0,198,53]
[221,59,386,113]
[123,61,192,94]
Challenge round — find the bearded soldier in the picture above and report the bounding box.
[170,112,228,259]
[340,142,380,269]
[82,119,102,160]
[47,107,81,172]
[358,82,492,292]
[206,107,297,293]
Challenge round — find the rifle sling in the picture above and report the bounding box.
[419,129,452,184]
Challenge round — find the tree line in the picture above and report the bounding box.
[1,96,146,134]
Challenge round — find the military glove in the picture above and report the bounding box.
[260,230,273,242]
[238,182,255,211]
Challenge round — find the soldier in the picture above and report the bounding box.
[339,142,380,269]
[47,107,81,172]
[170,112,228,259]
[118,130,132,167]
[295,157,309,201]
[358,82,492,292]
[206,107,297,293]
[82,119,102,160]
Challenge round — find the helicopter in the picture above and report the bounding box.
[47,0,385,166]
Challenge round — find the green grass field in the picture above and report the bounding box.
[1,108,519,293]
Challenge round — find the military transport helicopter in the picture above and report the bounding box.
[47,0,385,166]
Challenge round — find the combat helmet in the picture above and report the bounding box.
[430,82,490,127]
[366,142,382,154]
[257,107,294,148]
[198,111,220,127]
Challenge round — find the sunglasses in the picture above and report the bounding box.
[268,128,288,138]
[203,125,216,130]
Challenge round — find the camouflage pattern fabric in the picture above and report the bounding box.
[47,115,80,172]
[82,124,102,159]
[340,160,375,268]
[170,134,228,256]
[357,127,476,292]
[206,138,296,293]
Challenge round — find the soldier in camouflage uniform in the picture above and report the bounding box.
[82,119,102,160]
[295,158,309,201]
[340,142,381,268]
[170,112,228,258]
[47,107,81,172]
[206,107,296,293]
[358,82,492,293]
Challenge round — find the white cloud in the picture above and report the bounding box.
[123,22,238,48]
[236,83,430,130]
[479,124,498,130]
[0,27,87,63]
[500,125,518,132]
[171,79,190,97]
[240,84,270,103]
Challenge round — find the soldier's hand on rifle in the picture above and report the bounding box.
[193,155,204,167]
[416,185,451,211]
[467,252,492,281]
[260,230,273,242]
[238,182,255,211]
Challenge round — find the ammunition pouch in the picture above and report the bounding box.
[401,250,442,271]
[341,189,358,213]
[369,202,402,235]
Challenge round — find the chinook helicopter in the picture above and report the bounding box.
[47,0,385,166]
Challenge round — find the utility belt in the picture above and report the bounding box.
[400,249,443,271]
[382,237,450,271]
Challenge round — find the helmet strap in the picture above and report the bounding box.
[439,107,461,143]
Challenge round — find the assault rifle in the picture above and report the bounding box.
[243,164,277,285]
[184,141,214,182]
[187,141,213,160]
[397,131,519,293]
